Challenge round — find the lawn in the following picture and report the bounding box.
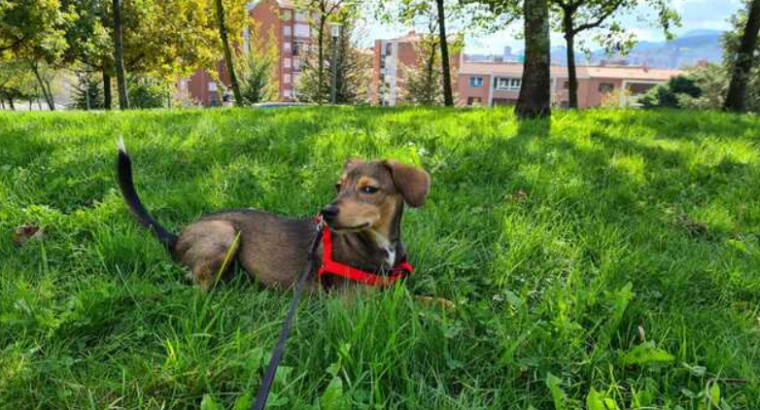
[1,107,759,410]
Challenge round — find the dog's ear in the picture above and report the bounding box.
[344,158,363,170]
[384,160,431,207]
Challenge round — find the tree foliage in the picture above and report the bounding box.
[235,24,279,104]
[70,73,104,109]
[293,0,348,104]
[550,0,679,108]
[639,75,701,109]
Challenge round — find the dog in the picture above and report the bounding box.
[116,141,430,292]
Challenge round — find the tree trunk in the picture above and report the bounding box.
[426,40,437,104]
[330,33,340,104]
[318,19,326,104]
[562,8,578,109]
[103,71,112,110]
[516,0,551,119]
[9,98,15,110]
[436,0,454,106]
[214,0,243,106]
[31,63,55,110]
[725,0,760,112]
[112,0,130,109]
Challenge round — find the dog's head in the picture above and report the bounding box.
[321,159,430,237]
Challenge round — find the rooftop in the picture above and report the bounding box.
[459,62,684,81]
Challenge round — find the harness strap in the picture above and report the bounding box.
[317,225,413,286]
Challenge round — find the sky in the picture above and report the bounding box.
[362,0,745,54]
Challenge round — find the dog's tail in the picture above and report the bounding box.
[116,138,178,250]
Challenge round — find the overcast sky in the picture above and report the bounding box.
[362,0,745,54]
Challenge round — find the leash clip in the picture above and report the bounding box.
[313,214,324,230]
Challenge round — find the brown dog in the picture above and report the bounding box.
[116,142,430,292]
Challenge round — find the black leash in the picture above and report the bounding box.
[250,219,323,410]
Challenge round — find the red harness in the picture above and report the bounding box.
[317,224,414,287]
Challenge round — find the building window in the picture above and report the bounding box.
[385,44,392,56]
[495,77,521,91]
[284,74,291,84]
[599,82,615,93]
[293,58,301,71]
[294,23,309,37]
[208,81,217,92]
[295,11,308,22]
[281,10,292,20]
[467,97,482,106]
[469,76,484,87]
[284,58,292,68]
[283,25,292,37]
[284,89,292,98]
[563,81,569,89]
[293,41,305,56]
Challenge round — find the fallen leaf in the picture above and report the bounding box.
[13,224,44,246]
[508,190,529,203]
[676,214,710,238]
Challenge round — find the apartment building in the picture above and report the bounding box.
[372,31,461,106]
[184,0,313,106]
[457,62,683,108]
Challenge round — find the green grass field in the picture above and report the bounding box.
[1,107,759,409]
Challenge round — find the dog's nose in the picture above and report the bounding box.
[321,203,339,220]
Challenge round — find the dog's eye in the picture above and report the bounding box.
[361,186,379,194]
[335,183,342,191]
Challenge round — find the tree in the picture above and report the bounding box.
[297,19,371,104]
[62,0,226,109]
[551,0,679,109]
[112,0,129,109]
[435,0,454,105]
[402,22,444,105]
[61,0,113,108]
[214,0,242,105]
[376,0,479,106]
[0,0,71,110]
[330,23,373,104]
[295,0,346,104]
[235,25,279,104]
[0,60,35,109]
[725,0,760,112]
[517,0,552,118]
[71,72,105,110]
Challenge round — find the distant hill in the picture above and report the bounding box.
[549,29,724,69]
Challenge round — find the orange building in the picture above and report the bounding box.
[183,0,316,106]
[371,31,461,106]
[456,62,683,108]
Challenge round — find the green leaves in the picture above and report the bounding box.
[586,387,621,410]
[620,341,675,367]
[546,373,568,410]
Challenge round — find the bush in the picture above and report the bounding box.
[640,75,702,109]
[127,75,168,109]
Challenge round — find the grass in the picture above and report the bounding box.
[1,107,759,410]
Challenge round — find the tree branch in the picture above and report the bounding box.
[572,0,626,34]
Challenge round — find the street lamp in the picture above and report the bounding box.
[330,23,342,105]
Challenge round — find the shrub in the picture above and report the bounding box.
[127,75,168,109]
[640,75,702,109]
